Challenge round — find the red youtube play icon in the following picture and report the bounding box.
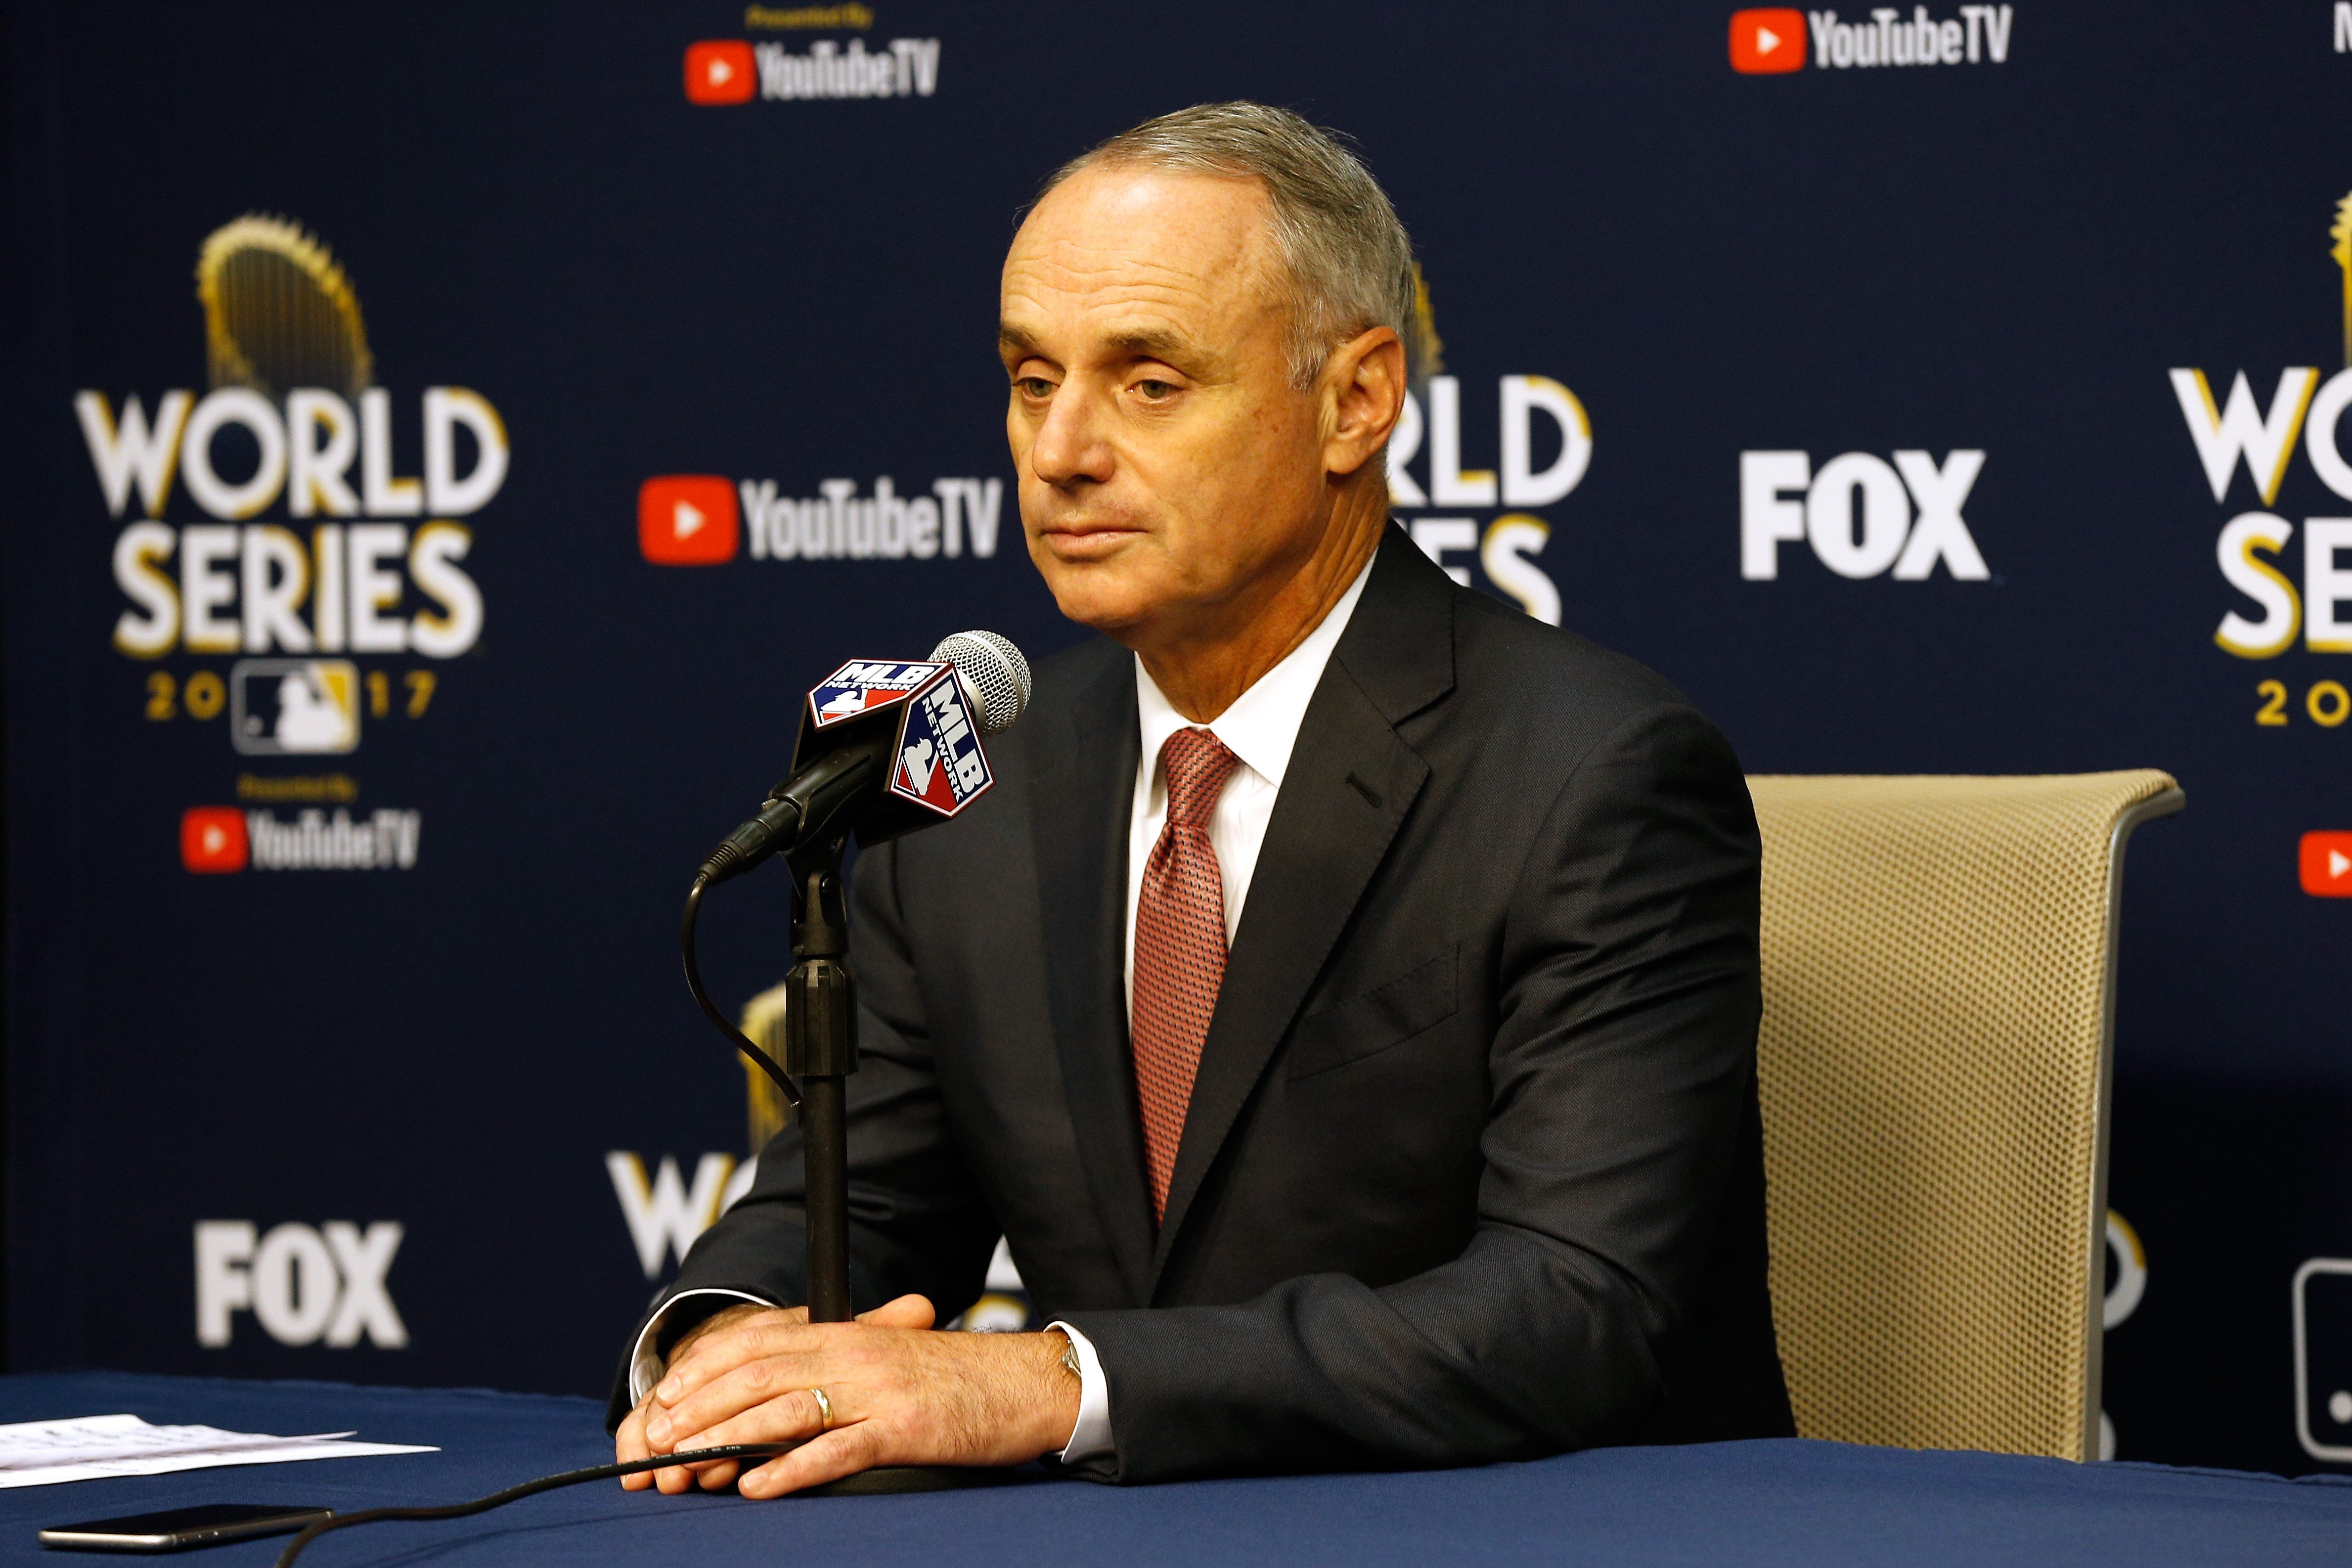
[2301,831,2352,897]
[1730,8,1807,73]
[181,807,248,873]
[685,40,755,105]
[639,475,740,565]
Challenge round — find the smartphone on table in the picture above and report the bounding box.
[38,1503,331,1553]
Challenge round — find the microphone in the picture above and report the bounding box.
[696,630,1031,887]
[931,629,1030,733]
[675,631,1025,1386]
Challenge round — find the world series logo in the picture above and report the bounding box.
[81,216,504,744]
[2178,193,2352,906]
[1382,272,1577,625]
[2176,190,2352,738]
[76,216,487,869]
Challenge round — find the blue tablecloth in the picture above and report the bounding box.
[0,1372,2344,1566]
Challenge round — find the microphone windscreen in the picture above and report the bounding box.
[929,630,1031,734]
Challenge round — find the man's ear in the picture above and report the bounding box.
[1322,326,1407,478]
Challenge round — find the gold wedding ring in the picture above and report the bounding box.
[807,1386,834,1431]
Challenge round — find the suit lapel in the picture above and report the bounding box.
[1028,645,1157,1302]
[1151,533,1458,1282]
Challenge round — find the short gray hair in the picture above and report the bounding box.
[1043,102,1417,390]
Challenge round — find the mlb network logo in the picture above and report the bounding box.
[802,658,994,816]
[891,670,990,813]
[1730,8,1808,72]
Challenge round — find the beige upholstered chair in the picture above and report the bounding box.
[1747,771,2182,1461]
[734,772,2181,1461]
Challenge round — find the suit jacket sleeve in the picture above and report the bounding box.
[602,838,1001,1430]
[1058,702,1764,1481]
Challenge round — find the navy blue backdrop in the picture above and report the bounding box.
[5,0,2351,1478]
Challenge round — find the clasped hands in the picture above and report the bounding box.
[615,1295,1080,1498]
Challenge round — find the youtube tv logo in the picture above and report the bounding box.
[1730,8,1808,73]
[684,40,755,105]
[639,476,740,565]
[2302,832,2352,898]
[182,808,248,873]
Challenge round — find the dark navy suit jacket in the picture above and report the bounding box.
[610,529,1794,1481]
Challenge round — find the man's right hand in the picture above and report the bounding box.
[615,1302,773,1494]
[614,1294,1077,1497]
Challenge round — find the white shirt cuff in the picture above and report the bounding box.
[1047,1320,1114,1464]
[626,1287,776,1406]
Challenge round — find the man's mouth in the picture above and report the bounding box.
[1039,520,1145,559]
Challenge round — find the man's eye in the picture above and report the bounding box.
[1135,379,1176,400]
[1016,377,1054,398]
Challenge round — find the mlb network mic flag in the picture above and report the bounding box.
[802,659,992,819]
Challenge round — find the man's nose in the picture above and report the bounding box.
[1027,384,1115,488]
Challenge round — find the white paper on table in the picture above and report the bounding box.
[0,1413,436,1488]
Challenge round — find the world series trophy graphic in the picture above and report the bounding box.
[680,637,1027,1494]
[198,213,374,400]
[2334,191,2352,372]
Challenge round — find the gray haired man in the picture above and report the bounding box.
[614,102,1791,1494]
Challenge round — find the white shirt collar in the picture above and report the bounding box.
[1134,554,1375,789]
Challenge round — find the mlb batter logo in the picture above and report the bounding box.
[230,659,359,756]
[806,659,946,728]
[889,674,990,816]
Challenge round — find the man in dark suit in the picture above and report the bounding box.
[615,102,1790,1497]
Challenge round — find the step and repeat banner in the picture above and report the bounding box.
[5,0,2351,1476]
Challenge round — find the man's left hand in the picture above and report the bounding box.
[629,1294,1080,1497]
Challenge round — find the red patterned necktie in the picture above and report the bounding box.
[1131,726,1243,1223]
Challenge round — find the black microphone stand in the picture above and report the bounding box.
[765,827,996,1497]
[685,673,1021,1497]
[780,844,856,1325]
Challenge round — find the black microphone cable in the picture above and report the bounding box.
[271,1443,799,1566]
[277,637,1043,1562]
[683,870,800,1113]
[275,793,845,1568]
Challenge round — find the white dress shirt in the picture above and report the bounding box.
[1120,557,1375,1011]
[630,556,1376,1474]
[1056,552,1374,1464]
